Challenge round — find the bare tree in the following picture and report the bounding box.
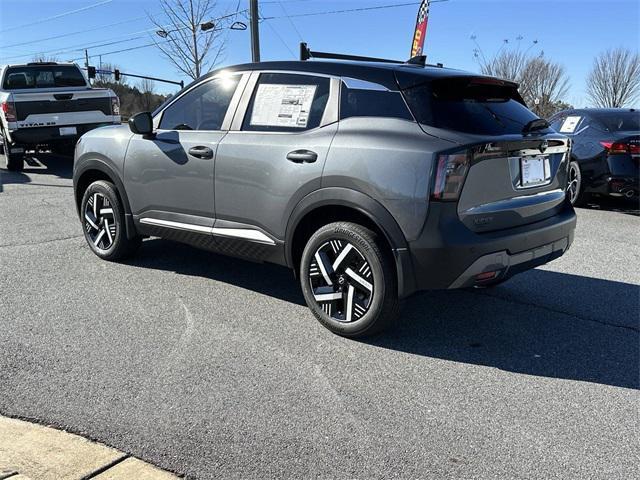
[139,78,156,111]
[150,0,226,80]
[521,57,570,118]
[478,49,570,118]
[587,48,640,108]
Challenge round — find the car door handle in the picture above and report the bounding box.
[286,150,318,163]
[188,146,214,159]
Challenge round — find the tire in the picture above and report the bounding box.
[567,161,586,206]
[300,222,399,337]
[80,180,141,261]
[2,133,24,172]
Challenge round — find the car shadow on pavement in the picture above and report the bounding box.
[133,238,639,391]
[579,196,639,216]
[0,153,72,191]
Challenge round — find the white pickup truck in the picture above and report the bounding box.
[0,62,120,171]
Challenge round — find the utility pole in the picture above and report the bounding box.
[250,0,260,62]
[190,0,200,78]
[85,49,91,85]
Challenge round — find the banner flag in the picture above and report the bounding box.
[411,0,431,58]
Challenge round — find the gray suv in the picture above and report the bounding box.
[73,56,577,337]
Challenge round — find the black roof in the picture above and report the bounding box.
[203,59,477,92]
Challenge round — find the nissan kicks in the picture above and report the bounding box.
[73,55,576,337]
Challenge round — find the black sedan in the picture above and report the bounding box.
[549,108,639,205]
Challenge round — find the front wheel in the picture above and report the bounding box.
[300,222,399,337]
[80,180,141,261]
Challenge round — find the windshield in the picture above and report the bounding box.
[3,65,87,90]
[402,77,539,135]
[591,111,640,132]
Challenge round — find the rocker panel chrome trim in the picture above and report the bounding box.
[139,217,276,245]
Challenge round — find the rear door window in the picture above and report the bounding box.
[3,65,87,89]
[242,73,330,132]
[402,77,539,135]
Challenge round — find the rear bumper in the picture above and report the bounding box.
[10,123,117,145]
[404,201,576,293]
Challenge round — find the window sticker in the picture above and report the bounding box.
[559,116,582,133]
[250,84,317,128]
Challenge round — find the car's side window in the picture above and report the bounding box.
[340,83,413,121]
[158,75,241,131]
[242,73,330,132]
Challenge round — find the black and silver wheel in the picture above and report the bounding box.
[567,161,584,205]
[2,132,24,172]
[80,180,141,260]
[300,222,399,337]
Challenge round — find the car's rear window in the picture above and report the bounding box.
[3,65,87,90]
[402,77,539,135]
[591,111,640,132]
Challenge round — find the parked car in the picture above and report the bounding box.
[0,62,120,171]
[73,54,576,337]
[549,108,639,204]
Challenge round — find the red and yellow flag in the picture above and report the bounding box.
[411,0,431,58]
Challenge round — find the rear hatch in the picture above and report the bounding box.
[3,64,117,128]
[398,72,570,233]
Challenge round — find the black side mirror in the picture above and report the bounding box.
[129,112,154,136]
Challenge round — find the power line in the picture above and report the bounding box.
[263,19,297,59]
[0,14,153,50]
[277,1,305,43]
[0,0,114,34]
[3,10,247,62]
[261,1,449,20]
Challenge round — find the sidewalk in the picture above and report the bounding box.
[0,415,179,480]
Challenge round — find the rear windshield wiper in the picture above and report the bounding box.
[522,118,550,134]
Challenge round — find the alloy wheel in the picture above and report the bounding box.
[308,239,374,322]
[84,192,116,251]
[568,163,580,204]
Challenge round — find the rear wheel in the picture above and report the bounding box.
[2,133,24,172]
[568,161,586,206]
[80,180,141,261]
[300,222,399,337]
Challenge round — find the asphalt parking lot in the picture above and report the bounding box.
[1,153,638,479]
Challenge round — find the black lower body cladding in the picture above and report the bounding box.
[406,201,577,292]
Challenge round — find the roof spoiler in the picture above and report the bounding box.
[299,43,444,68]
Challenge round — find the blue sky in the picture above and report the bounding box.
[1,0,638,106]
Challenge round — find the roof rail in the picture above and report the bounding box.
[299,43,445,69]
[300,42,401,64]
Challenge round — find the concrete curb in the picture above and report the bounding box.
[0,416,179,480]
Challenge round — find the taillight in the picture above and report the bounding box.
[600,141,629,154]
[111,96,120,116]
[1,101,17,122]
[431,150,471,201]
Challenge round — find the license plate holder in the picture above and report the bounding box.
[59,126,77,136]
[520,156,551,188]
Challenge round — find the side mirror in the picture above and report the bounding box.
[128,112,154,136]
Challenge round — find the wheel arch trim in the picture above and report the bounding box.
[73,158,138,239]
[285,187,416,298]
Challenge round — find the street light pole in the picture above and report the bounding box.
[250,0,260,62]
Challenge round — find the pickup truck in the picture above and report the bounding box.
[0,62,120,171]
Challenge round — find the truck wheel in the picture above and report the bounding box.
[80,180,142,261]
[300,222,399,338]
[2,134,24,172]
